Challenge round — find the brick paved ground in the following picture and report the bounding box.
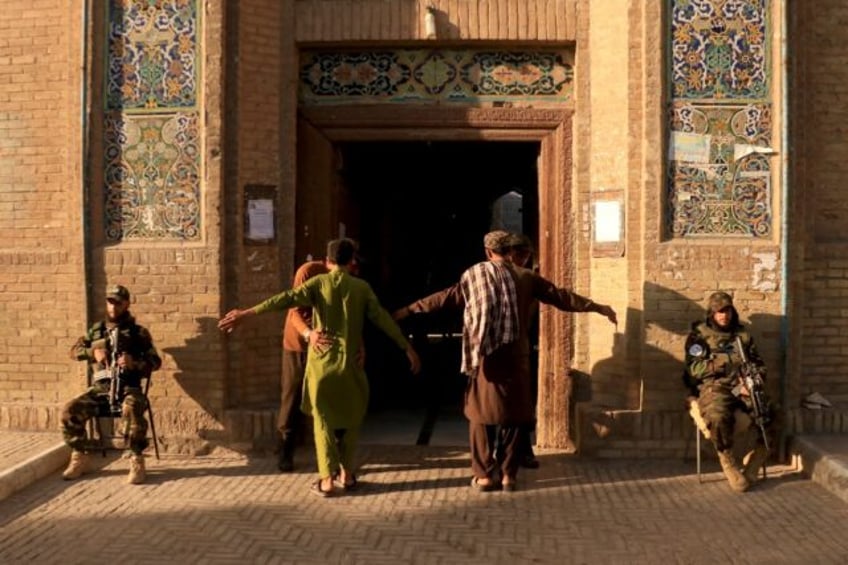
[0,431,63,469]
[1,443,847,565]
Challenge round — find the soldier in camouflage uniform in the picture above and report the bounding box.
[62,285,162,484]
[684,291,771,493]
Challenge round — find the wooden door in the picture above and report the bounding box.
[535,127,576,451]
[296,118,334,262]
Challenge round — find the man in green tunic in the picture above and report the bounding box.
[218,238,421,496]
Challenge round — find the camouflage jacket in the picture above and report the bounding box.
[683,320,765,394]
[70,314,161,387]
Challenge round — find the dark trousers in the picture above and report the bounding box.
[278,350,307,442]
[469,422,520,480]
[518,423,536,458]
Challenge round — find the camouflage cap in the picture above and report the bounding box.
[483,230,513,251]
[707,291,733,312]
[106,284,131,302]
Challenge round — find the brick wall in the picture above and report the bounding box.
[0,2,231,450]
[573,1,788,455]
[795,0,848,415]
[75,2,230,451]
[222,0,286,411]
[5,0,842,455]
[0,0,86,429]
[293,0,577,42]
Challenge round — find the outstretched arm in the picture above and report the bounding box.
[218,307,258,333]
[218,280,317,334]
[393,283,463,320]
[590,302,618,326]
[533,275,617,325]
[365,287,422,375]
[405,345,421,375]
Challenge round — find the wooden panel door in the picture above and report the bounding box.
[296,117,360,262]
[535,125,576,451]
[295,118,336,262]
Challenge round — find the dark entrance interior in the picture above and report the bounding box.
[337,141,540,443]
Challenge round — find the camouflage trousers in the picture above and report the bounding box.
[61,383,149,454]
[697,381,762,453]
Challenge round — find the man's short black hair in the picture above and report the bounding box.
[327,238,357,266]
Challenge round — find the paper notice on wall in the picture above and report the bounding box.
[247,199,275,240]
[594,200,621,243]
[669,131,711,163]
[734,144,775,161]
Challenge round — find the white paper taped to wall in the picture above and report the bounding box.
[594,200,621,243]
[247,198,274,240]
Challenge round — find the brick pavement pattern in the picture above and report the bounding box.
[1,445,847,564]
[0,432,62,469]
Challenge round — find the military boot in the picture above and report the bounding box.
[128,453,146,484]
[743,446,769,485]
[62,450,89,480]
[717,450,749,493]
[277,436,295,473]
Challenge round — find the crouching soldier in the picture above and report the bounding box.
[684,291,773,493]
[62,285,161,484]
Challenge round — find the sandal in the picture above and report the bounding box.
[340,475,358,491]
[470,476,501,492]
[333,471,358,491]
[310,479,334,498]
[501,474,517,492]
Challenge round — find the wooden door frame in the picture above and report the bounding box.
[298,105,577,450]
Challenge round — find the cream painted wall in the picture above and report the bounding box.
[578,0,630,399]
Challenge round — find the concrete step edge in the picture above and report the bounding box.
[0,443,69,502]
[792,436,848,504]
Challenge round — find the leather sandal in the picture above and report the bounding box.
[470,476,501,492]
[334,474,358,491]
[343,475,358,491]
[310,479,334,498]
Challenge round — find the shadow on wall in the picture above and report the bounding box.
[428,8,461,40]
[161,316,228,452]
[578,281,783,447]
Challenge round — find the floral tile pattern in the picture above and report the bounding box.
[671,0,767,99]
[106,0,198,110]
[105,0,200,241]
[104,113,200,240]
[300,50,573,104]
[668,0,772,237]
[668,102,771,236]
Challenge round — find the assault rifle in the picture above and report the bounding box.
[106,327,126,416]
[734,335,770,451]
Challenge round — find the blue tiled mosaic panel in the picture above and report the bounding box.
[668,0,771,238]
[104,113,201,241]
[106,0,198,110]
[300,50,573,104]
[670,0,768,100]
[668,103,771,237]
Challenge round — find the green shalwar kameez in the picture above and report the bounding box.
[253,269,410,477]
